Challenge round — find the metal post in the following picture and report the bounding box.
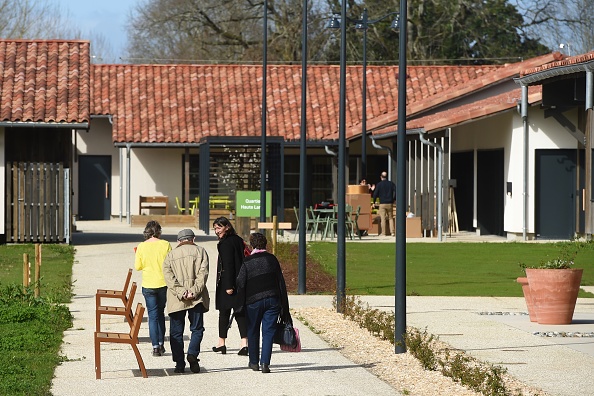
[260,0,268,223]
[395,0,407,354]
[361,9,368,180]
[336,0,347,313]
[298,0,308,294]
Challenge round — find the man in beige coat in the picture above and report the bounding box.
[163,229,210,373]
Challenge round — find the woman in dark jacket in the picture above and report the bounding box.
[236,232,290,374]
[212,217,248,355]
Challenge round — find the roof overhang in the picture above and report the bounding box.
[515,58,594,86]
[0,121,89,129]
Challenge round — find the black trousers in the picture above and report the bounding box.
[218,308,247,339]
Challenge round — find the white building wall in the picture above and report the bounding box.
[74,117,187,218]
[451,106,579,239]
[74,118,120,217]
[128,148,184,216]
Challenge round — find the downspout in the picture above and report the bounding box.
[418,131,443,241]
[586,70,593,236]
[126,143,132,224]
[521,85,529,241]
[371,138,393,180]
[325,146,338,204]
[325,145,337,157]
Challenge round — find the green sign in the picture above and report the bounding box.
[235,191,272,217]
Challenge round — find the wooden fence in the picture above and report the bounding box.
[5,162,70,243]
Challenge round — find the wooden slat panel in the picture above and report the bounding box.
[58,163,64,241]
[18,162,25,242]
[32,163,40,242]
[6,162,13,241]
[39,163,46,241]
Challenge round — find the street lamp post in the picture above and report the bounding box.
[329,10,399,182]
[329,8,399,313]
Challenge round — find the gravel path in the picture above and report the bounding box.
[294,307,549,396]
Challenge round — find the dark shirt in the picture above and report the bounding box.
[236,251,290,319]
[373,179,396,204]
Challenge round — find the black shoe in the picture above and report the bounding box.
[212,345,227,354]
[152,348,162,357]
[174,366,185,373]
[237,346,248,356]
[187,354,200,373]
[248,362,260,371]
[158,345,166,354]
[261,364,270,373]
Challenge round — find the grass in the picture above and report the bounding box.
[307,241,594,296]
[0,244,75,396]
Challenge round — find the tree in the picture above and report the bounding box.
[125,0,331,64]
[513,0,594,55]
[0,0,74,39]
[324,0,549,65]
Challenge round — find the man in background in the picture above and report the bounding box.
[372,171,396,236]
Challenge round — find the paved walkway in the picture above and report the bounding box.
[51,220,594,396]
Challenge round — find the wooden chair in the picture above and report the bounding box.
[96,282,137,332]
[96,268,132,308]
[95,303,147,379]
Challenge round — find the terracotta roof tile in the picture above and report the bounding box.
[521,51,592,76]
[0,39,90,124]
[92,63,505,143]
[362,52,560,135]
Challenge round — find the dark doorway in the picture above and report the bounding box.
[78,155,111,220]
[536,149,577,239]
[477,149,505,236]
[451,151,474,232]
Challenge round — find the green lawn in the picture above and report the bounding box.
[0,244,74,396]
[307,241,594,296]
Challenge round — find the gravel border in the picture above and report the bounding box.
[295,307,549,396]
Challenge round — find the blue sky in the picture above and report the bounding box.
[57,0,134,60]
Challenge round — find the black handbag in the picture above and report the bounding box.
[274,316,298,348]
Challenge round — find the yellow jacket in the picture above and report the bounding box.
[134,239,171,288]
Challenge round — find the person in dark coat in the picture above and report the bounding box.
[212,216,248,355]
[236,232,290,374]
[372,171,396,236]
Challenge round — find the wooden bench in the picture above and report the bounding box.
[96,282,137,332]
[96,268,132,307]
[139,196,169,215]
[95,303,147,379]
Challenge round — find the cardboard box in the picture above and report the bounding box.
[347,185,369,194]
[346,193,372,214]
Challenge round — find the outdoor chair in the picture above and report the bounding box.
[94,303,147,379]
[96,282,137,332]
[293,206,318,241]
[175,196,193,215]
[96,268,132,308]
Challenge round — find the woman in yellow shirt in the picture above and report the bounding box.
[135,220,172,356]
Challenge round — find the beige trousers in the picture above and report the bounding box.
[378,203,394,236]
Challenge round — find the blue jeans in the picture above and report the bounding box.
[169,304,205,369]
[142,286,167,348]
[246,296,281,366]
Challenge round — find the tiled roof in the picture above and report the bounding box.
[0,39,90,125]
[396,86,543,134]
[91,63,503,143]
[363,52,561,135]
[521,51,594,77]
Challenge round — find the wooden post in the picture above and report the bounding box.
[23,253,30,289]
[256,218,292,255]
[272,215,278,253]
[34,244,41,297]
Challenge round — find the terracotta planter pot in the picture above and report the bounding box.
[526,268,583,325]
[516,277,537,322]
